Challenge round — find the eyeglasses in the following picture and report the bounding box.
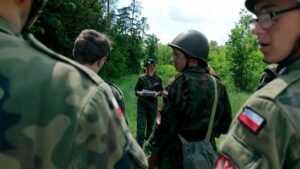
[249,4,300,29]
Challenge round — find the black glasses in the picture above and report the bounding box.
[249,4,300,29]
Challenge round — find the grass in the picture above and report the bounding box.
[111,74,251,144]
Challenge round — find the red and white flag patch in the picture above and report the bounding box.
[238,107,266,133]
[111,97,123,118]
[214,154,236,169]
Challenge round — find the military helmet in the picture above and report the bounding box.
[245,0,300,13]
[144,58,156,67]
[22,0,48,32]
[169,30,209,65]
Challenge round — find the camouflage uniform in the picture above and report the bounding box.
[215,60,300,169]
[256,64,278,90]
[145,66,232,169]
[105,80,129,125]
[134,73,163,147]
[0,17,147,169]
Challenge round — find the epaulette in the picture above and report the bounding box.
[27,34,102,85]
[257,69,300,100]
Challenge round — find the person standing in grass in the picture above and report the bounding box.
[146,30,232,169]
[134,58,163,148]
[215,0,300,168]
[73,29,129,125]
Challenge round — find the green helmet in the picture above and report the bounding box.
[245,0,300,13]
[169,30,209,65]
[22,0,48,33]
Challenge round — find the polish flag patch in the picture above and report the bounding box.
[111,98,123,118]
[238,107,266,134]
[214,154,236,169]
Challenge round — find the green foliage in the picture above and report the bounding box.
[208,41,233,89]
[32,0,104,56]
[144,34,159,60]
[110,74,139,134]
[157,44,173,65]
[225,9,266,92]
[156,64,177,86]
[30,1,266,93]
[31,0,150,79]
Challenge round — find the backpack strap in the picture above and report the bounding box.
[178,75,218,143]
[205,76,218,141]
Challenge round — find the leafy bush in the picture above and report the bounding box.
[156,64,177,86]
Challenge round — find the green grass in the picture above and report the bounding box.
[111,74,251,142]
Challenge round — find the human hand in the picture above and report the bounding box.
[136,91,144,96]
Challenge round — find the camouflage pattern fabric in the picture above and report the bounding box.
[216,60,300,169]
[256,64,278,90]
[105,80,129,125]
[0,17,147,169]
[145,66,232,169]
[134,73,163,147]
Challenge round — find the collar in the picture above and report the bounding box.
[182,66,207,73]
[0,17,22,37]
[282,59,300,75]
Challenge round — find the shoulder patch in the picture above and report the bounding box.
[238,107,266,134]
[214,154,237,169]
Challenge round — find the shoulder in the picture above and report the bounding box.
[234,69,300,140]
[256,68,300,101]
[138,73,147,80]
[104,80,123,96]
[154,73,162,80]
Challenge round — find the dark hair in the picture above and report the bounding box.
[73,29,111,64]
[177,47,207,68]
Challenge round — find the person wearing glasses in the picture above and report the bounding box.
[215,0,300,168]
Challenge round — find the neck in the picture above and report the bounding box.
[187,57,200,67]
[147,72,154,76]
[83,63,100,73]
[0,1,23,32]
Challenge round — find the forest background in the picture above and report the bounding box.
[31,0,266,137]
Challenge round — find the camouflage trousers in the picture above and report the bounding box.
[136,101,158,147]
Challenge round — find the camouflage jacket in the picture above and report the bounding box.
[0,17,147,169]
[145,66,232,169]
[256,64,278,90]
[105,80,129,125]
[134,73,163,104]
[216,60,300,169]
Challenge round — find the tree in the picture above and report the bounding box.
[145,34,159,61]
[225,9,265,92]
[208,41,232,88]
[32,0,104,56]
[31,0,151,79]
[157,44,173,65]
